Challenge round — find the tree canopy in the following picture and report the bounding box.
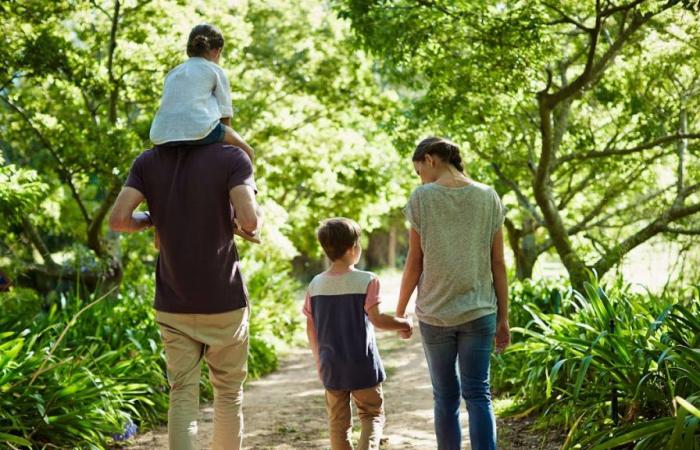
[336,0,700,287]
[0,0,411,289]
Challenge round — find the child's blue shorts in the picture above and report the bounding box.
[158,123,225,147]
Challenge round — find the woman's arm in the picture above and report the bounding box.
[396,227,423,318]
[491,227,510,352]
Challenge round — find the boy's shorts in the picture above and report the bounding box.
[158,123,225,147]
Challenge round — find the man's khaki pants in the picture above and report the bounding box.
[325,384,385,450]
[156,308,248,450]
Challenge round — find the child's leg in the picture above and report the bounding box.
[351,384,385,450]
[222,125,255,162]
[325,389,353,450]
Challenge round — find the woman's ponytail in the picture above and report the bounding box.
[413,137,464,172]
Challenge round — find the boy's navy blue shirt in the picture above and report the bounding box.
[304,269,386,391]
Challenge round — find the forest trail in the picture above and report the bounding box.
[131,273,473,449]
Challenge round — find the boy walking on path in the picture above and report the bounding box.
[304,218,413,450]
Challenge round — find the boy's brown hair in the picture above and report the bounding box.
[316,218,361,261]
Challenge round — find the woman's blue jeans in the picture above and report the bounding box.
[420,313,497,450]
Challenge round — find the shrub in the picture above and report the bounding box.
[495,277,700,448]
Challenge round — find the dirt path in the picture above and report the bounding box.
[132,273,470,449]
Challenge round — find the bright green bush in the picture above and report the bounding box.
[495,277,700,449]
[0,287,167,447]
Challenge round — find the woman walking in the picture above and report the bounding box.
[396,137,510,450]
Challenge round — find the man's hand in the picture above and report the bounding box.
[229,185,259,235]
[233,227,261,244]
[495,318,510,353]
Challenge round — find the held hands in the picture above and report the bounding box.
[398,314,413,340]
[495,318,510,353]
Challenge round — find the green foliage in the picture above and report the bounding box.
[0,156,48,227]
[336,0,700,285]
[0,287,167,447]
[1,0,410,275]
[494,277,700,448]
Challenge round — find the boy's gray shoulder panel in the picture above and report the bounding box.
[308,270,375,297]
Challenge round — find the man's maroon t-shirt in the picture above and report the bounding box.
[125,144,255,313]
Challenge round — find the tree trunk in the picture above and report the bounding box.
[534,94,590,291]
[388,225,397,268]
[505,218,539,280]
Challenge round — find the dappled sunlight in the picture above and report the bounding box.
[292,388,325,398]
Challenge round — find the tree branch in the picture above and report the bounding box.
[87,181,121,256]
[544,6,602,106]
[557,168,598,209]
[660,226,700,235]
[601,0,648,17]
[491,163,544,225]
[0,95,91,224]
[23,219,57,268]
[107,0,121,124]
[555,133,700,166]
[544,2,593,31]
[593,199,700,275]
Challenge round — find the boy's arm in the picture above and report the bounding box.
[367,304,412,332]
[306,317,320,366]
[303,290,321,375]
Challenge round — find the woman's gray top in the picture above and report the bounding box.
[404,181,505,327]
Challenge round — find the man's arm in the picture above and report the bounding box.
[229,184,260,236]
[109,187,151,233]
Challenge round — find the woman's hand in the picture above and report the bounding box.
[495,318,510,353]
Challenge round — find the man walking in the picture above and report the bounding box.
[109,143,259,450]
